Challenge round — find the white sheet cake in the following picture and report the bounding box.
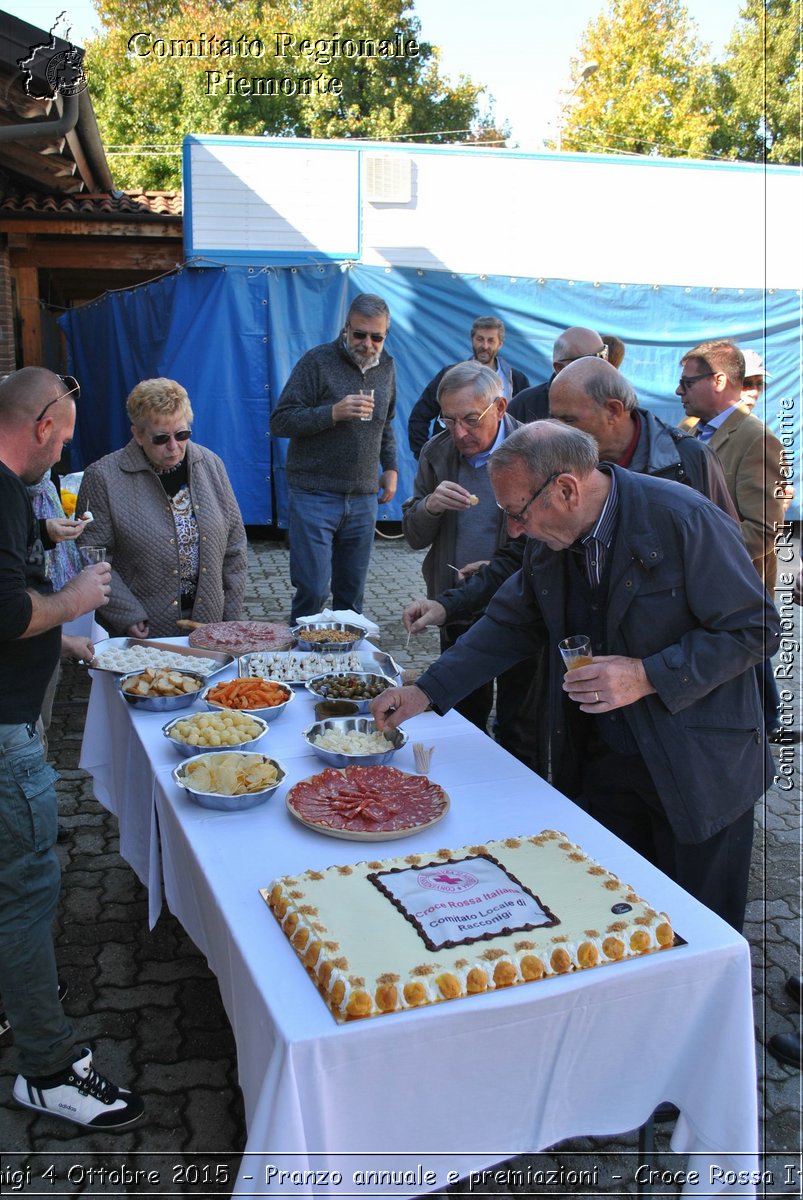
[263,830,674,1023]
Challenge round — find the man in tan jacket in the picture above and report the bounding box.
[677,339,784,593]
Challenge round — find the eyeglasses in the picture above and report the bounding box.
[496,472,559,524]
[743,378,765,392]
[34,375,80,422]
[437,398,499,431]
[677,371,716,394]
[555,345,609,368]
[150,429,192,446]
[348,325,386,345]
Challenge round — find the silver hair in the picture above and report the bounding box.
[437,361,502,405]
[489,418,599,479]
[584,366,638,412]
[347,293,391,329]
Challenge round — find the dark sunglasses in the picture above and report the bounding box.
[34,375,80,422]
[150,429,192,446]
[349,326,386,345]
[677,371,715,394]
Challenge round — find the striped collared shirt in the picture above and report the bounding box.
[576,467,619,588]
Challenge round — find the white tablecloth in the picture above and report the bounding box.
[80,643,759,1197]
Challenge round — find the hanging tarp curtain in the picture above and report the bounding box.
[59,263,801,525]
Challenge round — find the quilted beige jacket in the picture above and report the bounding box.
[76,439,248,637]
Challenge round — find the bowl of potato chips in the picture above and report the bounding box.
[118,667,205,711]
[162,710,269,757]
[172,751,285,811]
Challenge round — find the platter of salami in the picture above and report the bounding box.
[285,765,449,841]
[187,621,295,655]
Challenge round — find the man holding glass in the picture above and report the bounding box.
[270,293,398,623]
[375,420,779,932]
[0,367,143,1128]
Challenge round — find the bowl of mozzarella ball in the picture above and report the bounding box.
[162,710,269,756]
[302,716,408,768]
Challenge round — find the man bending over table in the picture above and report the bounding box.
[372,421,780,932]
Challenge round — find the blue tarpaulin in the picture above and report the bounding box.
[58,262,801,523]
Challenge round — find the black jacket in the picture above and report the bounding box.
[436,407,739,622]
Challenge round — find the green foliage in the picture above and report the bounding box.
[711,0,802,164]
[559,0,717,158]
[85,0,502,189]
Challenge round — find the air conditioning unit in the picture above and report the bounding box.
[364,155,412,204]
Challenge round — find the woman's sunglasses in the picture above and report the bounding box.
[150,430,192,446]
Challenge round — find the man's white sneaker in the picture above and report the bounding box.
[13,1048,144,1129]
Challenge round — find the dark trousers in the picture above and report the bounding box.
[575,746,754,932]
[440,625,549,777]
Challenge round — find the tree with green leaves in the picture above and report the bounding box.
[710,0,802,165]
[85,0,505,189]
[558,0,717,158]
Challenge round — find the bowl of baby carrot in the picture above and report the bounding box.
[200,677,295,722]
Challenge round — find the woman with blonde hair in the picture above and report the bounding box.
[77,378,247,638]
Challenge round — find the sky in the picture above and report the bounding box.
[4,0,747,146]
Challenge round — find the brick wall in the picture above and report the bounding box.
[0,241,17,375]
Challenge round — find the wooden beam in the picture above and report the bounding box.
[0,218,182,239]
[8,241,183,271]
[13,264,41,366]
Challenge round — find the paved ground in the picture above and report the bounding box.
[1,530,800,1196]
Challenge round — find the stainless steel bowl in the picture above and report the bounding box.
[118,669,205,712]
[291,622,366,653]
[304,671,395,714]
[302,716,408,768]
[200,679,294,722]
[162,711,269,757]
[172,753,286,812]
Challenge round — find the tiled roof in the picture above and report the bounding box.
[0,189,183,218]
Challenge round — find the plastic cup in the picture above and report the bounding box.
[359,388,374,421]
[80,546,106,567]
[558,635,593,670]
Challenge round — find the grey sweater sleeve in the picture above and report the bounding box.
[269,351,336,439]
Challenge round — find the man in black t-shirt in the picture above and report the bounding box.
[0,367,144,1130]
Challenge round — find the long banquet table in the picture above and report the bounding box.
[80,641,760,1197]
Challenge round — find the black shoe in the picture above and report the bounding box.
[14,1047,144,1129]
[768,1031,802,1069]
[0,981,68,1040]
[785,976,803,1005]
[652,1101,680,1123]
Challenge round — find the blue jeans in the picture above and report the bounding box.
[287,488,378,623]
[0,723,78,1077]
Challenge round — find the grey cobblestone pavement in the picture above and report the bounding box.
[1,531,800,1196]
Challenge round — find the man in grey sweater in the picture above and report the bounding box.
[270,294,398,622]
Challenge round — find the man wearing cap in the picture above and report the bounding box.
[740,348,771,413]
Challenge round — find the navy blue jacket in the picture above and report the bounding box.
[418,466,780,843]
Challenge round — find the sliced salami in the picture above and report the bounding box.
[188,621,294,654]
[286,766,449,841]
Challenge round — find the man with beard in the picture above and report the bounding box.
[407,316,530,457]
[270,293,398,623]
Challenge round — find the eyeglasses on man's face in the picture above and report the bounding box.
[348,324,386,345]
[496,472,560,524]
[437,397,499,431]
[555,345,609,368]
[677,371,716,394]
[34,375,80,422]
[150,429,192,446]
